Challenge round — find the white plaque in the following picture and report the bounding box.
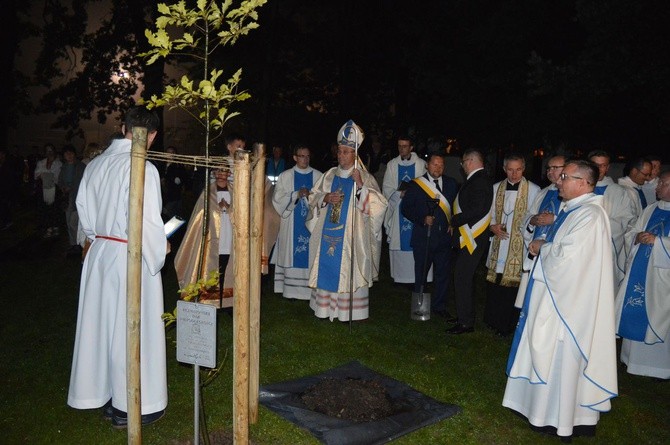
[176,300,217,368]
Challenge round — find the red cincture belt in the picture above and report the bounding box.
[95,235,128,243]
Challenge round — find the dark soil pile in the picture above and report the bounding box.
[301,377,395,422]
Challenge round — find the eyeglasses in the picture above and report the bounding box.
[295,154,310,158]
[546,165,564,171]
[559,173,585,181]
[460,158,472,166]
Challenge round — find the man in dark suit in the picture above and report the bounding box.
[401,153,458,318]
[448,148,493,334]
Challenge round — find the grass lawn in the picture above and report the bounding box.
[1,203,668,444]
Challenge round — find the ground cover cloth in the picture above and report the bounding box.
[259,360,461,445]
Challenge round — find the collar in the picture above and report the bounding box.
[506,180,520,191]
[466,167,484,180]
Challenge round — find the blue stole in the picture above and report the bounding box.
[635,187,648,209]
[398,164,415,251]
[292,171,313,268]
[618,207,670,342]
[507,207,578,375]
[533,189,561,240]
[316,176,354,292]
[594,185,607,196]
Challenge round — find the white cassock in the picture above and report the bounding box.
[68,138,168,414]
[614,200,670,379]
[503,193,618,438]
[382,153,427,283]
[272,165,322,300]
[307,166,387,321]
[618,175,646,214]
[595,177,639,293]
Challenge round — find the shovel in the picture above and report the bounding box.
[411,198,440,321]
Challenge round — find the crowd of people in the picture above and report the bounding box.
[260,122,668,442]
[10,108,665,439]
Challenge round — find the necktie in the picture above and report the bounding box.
[434,179,441,193]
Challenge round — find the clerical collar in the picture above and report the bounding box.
[506,180,520,191]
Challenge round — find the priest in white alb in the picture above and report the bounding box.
[615,170,670,380]
[272,145,322,299]
[503,159,618,441]
[382,135,426,285]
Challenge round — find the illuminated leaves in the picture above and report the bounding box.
[139,0,267,133]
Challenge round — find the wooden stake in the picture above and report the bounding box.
[232,151,251,444]
[249,143,266,423]
[127,126,148,444]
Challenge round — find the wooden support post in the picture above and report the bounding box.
[249,143,266,423]
[127,127,148,444]
[232,151,251,444]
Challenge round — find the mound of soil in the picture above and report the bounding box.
[301,377,395,422]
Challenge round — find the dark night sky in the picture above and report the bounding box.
[5,0,670,163]
[225,0,670,162]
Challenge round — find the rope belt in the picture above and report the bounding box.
[95,235,128,243]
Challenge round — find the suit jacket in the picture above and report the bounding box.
[401,173,458,249]
[450,169,493,248]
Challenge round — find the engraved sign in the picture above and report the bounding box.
[176,300,217,368]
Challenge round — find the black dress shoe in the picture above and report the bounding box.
[111,408,165,429]
[102,399,113,420]
[446,323,474,335]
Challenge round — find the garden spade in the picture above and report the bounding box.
[411,198,440,321]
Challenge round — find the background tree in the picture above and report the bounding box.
[32,0,165,143]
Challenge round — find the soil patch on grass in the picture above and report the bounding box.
[301,377,394,422]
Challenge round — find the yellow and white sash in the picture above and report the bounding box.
[413,176,452,223]
[453,194,491,254]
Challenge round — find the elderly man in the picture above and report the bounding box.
[382,135,427,286]
[618,156,653,212]
[615,170,670,380]
[589,150,639,292]
[503,159,617,441]
[272,145,322,300]
[448,148,493,334]
[307,120,387,321]
[68,107,168,427]
[484,153,540,336]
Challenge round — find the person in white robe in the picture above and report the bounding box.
[484,153,540,336]
[641,155,661,206]
[307,120,387,321]
[272,146,322,300]
[615,170,670,380]
[589,150,639,292]
[503,160,618,440]
[382,136,426,284]
[515,155,566,307]
[68,107,168,425]
[618,156,653,212]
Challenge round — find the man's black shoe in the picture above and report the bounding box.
[111,408,165,429]
[446,323,474,335]
[102,399,113,420]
